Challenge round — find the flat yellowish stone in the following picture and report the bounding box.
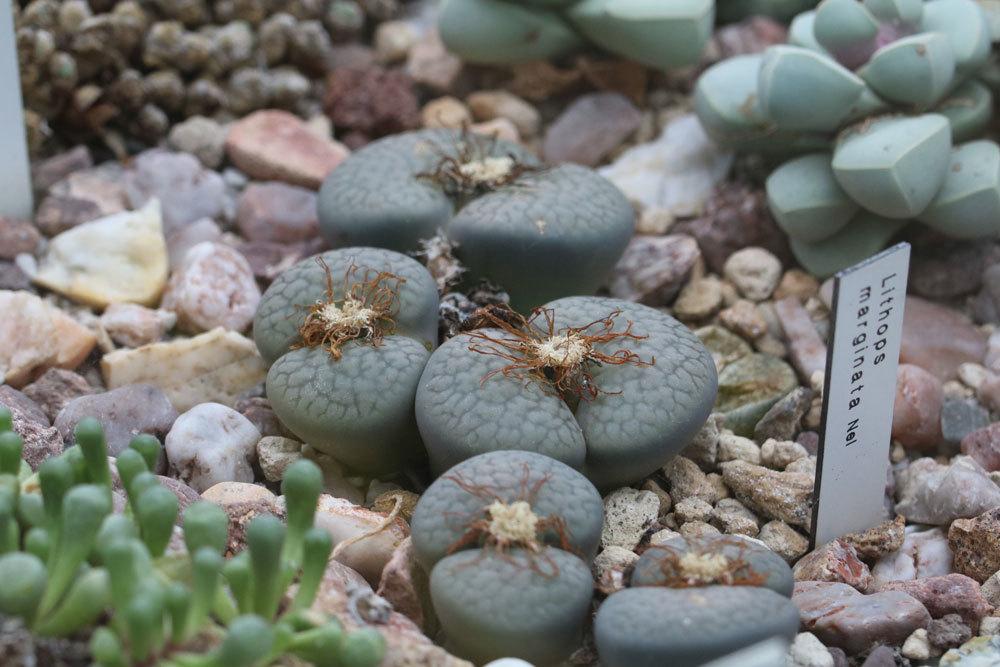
[0,290,97,387]
[33,199,169,308]
[100,327,266,412]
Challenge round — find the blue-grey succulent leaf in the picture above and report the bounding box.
[916,140,1000,239]
[430,547,594,665]
[254,247,440,365]
[766,153,858,242]
[594,586,801,667]
[858,33,956,108]
[410,450,604,569]
[938,81,994,143]
[788,210,910,278]
[266,339,430,473]
[920,0,991,77]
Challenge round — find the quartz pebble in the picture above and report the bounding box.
[34,164,129,236]
[101,327,267,412]
[872,527,954,588]
[405,30,462,93]
[420,96,471,129]
[902,628,934,660]
[0,290,96,387]
[34,200,169,308]
[542,92,642,167]
[961,423,1000,471]
[256,435,303,482]
[165,402,260,492]
[601,488,659,550]
[949,507,1000,583]
[787,632,835,667]
[880,575,992,631]
[226,110,349,188]
[723,247,783,302]
[793,540,873,592]
[100,303,176,348]
[162,242,261,333]
[675,276,725,321]
[792,581,931,655]
[124,149,228,235]
[235,182,319,243]
[775,297,827,381]
[892,364,944,451]
[56,383,177,459]
[721,460,814,529]
[466,90,540,139]
[0,217,40,260]
[895,456,1000,525]
[608,234,700,306]
[900,296,988,382]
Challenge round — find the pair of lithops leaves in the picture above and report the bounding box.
[253,247,718,490]
[317,128,635,312]
[696,0,1000,276]
[434,0,714,69]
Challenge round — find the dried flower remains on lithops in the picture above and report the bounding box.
[466,305,655,403]
[641,537,771,589]
[417,129,538,199]
[294,258,405,361]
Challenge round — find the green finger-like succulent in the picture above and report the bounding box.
[317,129,635,311]
[695,0,1000,274]
[255,247,439,474]
[416,296,717,488]
[594,586,801,667]
[437,0,713,68]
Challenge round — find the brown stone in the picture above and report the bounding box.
[900,296,988,382]
[879,574,992,632]
[793,539,873,592]
[31,145,93,195]
[841,515,905,561]
[376,537,433,631]
[404,30,462,93]
[608,234,700,306]
[721,460,814,529]
[323,66,420,138]
[542,92,642,167]
[891,364,944,451]
[0,386,63,470]
[201,482,285,556]
[0,218,41,260]
[948,508,1000,583]
[161,242,261,334]
[793,580,931,655]
[22,368,96,422]
[235,182,319,244]
[961,423,1000,472]
[226,110,349,189]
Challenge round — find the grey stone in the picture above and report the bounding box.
[124,148,228,234]
[942,397,991,446]
[754,387,813,443]
[542,92,642,167]
[22,368,96,422]
[896,456,1000,525]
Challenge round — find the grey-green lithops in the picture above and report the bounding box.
[437,0,714,69]
[594,586,801,667]
[317,129,635,310]
[254,247,439,474]
[631,534,795,597]
[414,296,718,488]
[411,450,603,665]
[695,0,1000,277]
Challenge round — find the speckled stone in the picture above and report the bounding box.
[880,574,992,632]
[721,460,813,529]
[949,508,1000,583]
[715,354,798,436]
[793,540,873,592]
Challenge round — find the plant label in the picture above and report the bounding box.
[0,9,34,219]
[811,242,910,547]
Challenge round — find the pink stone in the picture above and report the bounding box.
[226,110,350,189]
[0,217,41,259]
[608,234,700,306]
[793,580,931,655]
[878,574,992,632]
[961,423,1000,472]
[871,527,953,588]
[161,242,261,333]
[900,296,988,381]
[891,364,944,451]
[235,182,319,243]
[542,92,643,167]
[775,296,827,381]
[793,539,873,592]
[977,371,1000,412]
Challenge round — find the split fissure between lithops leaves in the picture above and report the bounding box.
[416,128,538,202]
[465,305,655,407]
[294,258,406,361]
[644,538,769,589]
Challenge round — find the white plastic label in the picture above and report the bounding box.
[0,9,34,219]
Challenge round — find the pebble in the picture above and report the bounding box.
[309,493,409,586]
[697,325,753,373]
[721,460,814,529]
[892,364,944,451]
[234,396,292,439]
[161,242,261,333]
[226,110,349,188]
[0,262,31,291]
[681,412,723,470]
[466,90,540,139]
[22,368,95,422]
[775,270,821,302]
[718,431,762,465]
[755,387,813,443]
[895,456,1000,525]
[33,200,169,308]
[608,234,700,306]
[719,299,768,340]
[373,20,417,63]
[792,581,932,655]
[678,520,722,539]
[663,456,720,504]
[0,218,41,260]
[376,537,426,628]
[902,628,934,660]
[165,402,260,492]
[34,164,129,236]
[201,481,282,556]
[593,545,639,594]
[166,218,224,269]
[761,439,809,470]
[841,516,905,561]
[0,386,47,427]
[794,540,873,592]
[599,113,733,217]
[0,388,62,470]
[256,435,303,482]
[323,65,421,140]
[880,575,992,631]
[949,507,1000,583]
[760,520,810,563]
[788,632,835,667]
[960,363,991,392]
[0,290,96,387]
[859,646,897,667]
[55,383,177,459]
[404,30,462,93]
[469,118,520,143]
[872,527,954,588]
[674,496,714,524]
[674,276,725,321]
[601,487,659,550]
[976,371,1000,412]
[901,296,989,382]
[929,614,972,651]
[961,423,1000,471]
[101,327,267,412]
[124,149,229,235]
[943,398,991,447]
[723,247,782,302]
[542,92,642,167]
[715,353,798,436]
[981,615,1000,634]
[166,116,228,169]
[100,303,176,348]
[31,146,92,195]
[710,497,760,536]
[420,96,471,129]
[775,297,828,381]
[940,635,1000,665]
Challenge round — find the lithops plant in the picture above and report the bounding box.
[318,129,635,310]
[695,0,1000,276]
[254,247,440,475]
[410,450,604,665]
[436,0,715,69]
[716,0,819,22]
[415,296,718,488]
[595,534,798,667]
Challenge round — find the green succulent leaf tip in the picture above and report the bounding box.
[0,406,12,433]
[73,417,112,494]
[291,527,334,613]
[281,459,323,566]
[247,514,286,620]
[213,614,276,667]
[128,433,162,472]
[0,431,24,476]
[183,501,230,556]
[135,484,179,557]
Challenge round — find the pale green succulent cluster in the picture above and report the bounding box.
[696,0,1000,276]
[437,0,714,69]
